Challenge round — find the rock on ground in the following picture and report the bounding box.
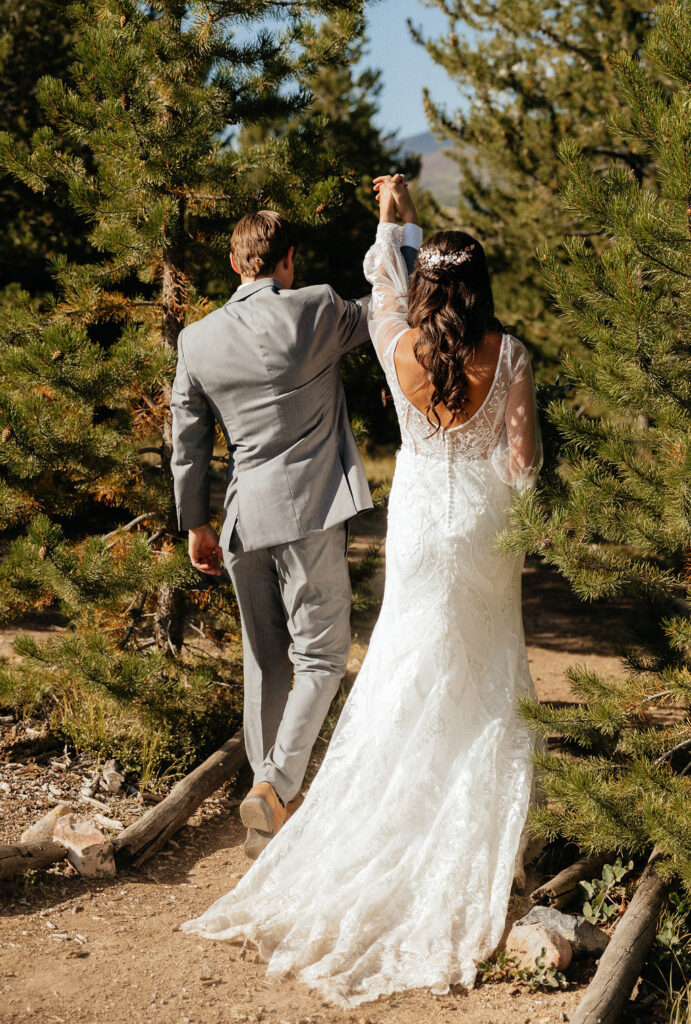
[506,921,573,972]
[20,802,72,843]
[53,814,116,878]
[520,905,610,957]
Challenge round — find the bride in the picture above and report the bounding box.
[182,175,543,1007]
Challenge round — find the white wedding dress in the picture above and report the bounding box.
[182,223,543,1007]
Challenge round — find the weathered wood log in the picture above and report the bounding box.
[113,727,245,867]
[0,840,67,878]
[571,850,668,1024]
[530,854,611,909]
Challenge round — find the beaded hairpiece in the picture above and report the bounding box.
[416,243,475,271]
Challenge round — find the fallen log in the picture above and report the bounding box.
[113,727,245,867]
[0,840,67,878]
[531,854,611,909]
[570,849,668,1024]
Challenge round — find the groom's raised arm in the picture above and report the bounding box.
[170,330,215,532]
[331,228,422,354]
[329,291,371,354]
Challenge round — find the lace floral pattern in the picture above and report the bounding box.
[383,332,510,462]
[182,226,543,1008]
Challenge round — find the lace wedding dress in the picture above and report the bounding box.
[182,223,543,1008]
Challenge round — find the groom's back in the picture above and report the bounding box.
[173,278,372,552]
[192,280,343,389]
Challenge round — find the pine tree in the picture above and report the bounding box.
[0,0,368,773]
[413,0,656,368]
[500,0,691,891]
[275,20,420,299]
[0,0,91,299]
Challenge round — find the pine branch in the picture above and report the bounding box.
[537,27,604,70]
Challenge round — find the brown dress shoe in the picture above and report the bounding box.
[243,791,305,860]
[240,782,287,860]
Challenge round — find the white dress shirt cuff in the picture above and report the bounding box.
[402,223,423,249]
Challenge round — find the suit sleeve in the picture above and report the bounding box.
[170,330,215,531]
[400,220,423,274]
[400,246,418,274]
[328,291,371,354]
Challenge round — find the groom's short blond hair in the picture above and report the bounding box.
[230,210,295,278]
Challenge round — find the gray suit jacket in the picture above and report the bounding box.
[171,279,373,552]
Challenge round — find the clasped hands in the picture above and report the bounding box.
[373,173,418,225]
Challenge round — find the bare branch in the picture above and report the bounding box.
[654,735,691,766]
[104,513,154,544]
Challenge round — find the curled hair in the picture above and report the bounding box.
[408,230,499,428]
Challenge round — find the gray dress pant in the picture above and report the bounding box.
[223,521,351,805]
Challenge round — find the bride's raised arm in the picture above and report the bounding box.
[363,177,422,366]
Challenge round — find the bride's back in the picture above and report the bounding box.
[393,327,504,431]
[399,228,506,433]
[363,222,542,488]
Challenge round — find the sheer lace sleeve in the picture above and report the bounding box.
[363,222,412,365]
[491,341,543,491]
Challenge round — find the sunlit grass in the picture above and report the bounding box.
[359,445,396,490]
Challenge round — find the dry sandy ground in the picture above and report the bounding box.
[0,510,644,1024]
[0,825,587,1024]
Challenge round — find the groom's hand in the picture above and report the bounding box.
[374,174,418,225]
[188,524,223,576]
[374,174,401,223]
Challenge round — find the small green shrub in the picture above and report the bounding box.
[580,859,634,925]
[0,638,242,780]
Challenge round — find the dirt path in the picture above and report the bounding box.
[0,509,639,1024]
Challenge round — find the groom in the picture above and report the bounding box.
[171,205,421,859]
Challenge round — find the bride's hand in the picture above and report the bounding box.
[374,174,400,223]
[374,174,418,225]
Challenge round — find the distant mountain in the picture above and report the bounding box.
[399,130,443,157]
[400,131,458,208]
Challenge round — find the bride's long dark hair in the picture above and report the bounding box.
[408,230,500,428]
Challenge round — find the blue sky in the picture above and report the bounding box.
[358,0,464,138]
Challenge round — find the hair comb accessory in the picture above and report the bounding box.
[416,244,475,270]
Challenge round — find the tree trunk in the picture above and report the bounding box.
[0,840,67,878]
[530,854,611,910]
[570,850,668,1024]
[153,582,186,652]
[154,214,188,652]
[160,222,186,354]
[113,727,245,867]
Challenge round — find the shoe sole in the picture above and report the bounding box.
[243,828,271,861]
[239,794,274,834]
